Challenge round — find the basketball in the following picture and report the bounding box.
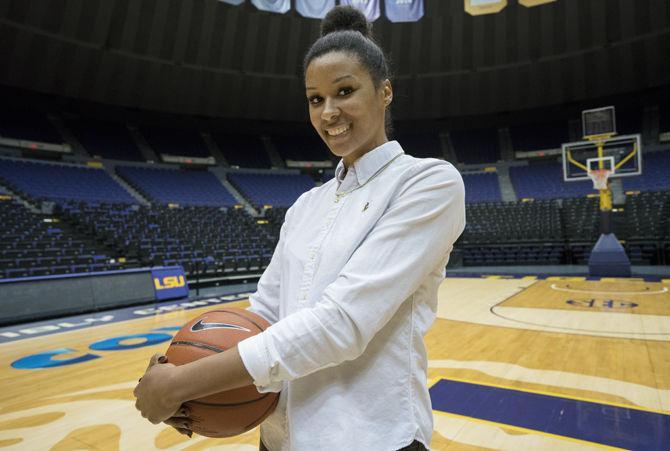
[165,308,279,438]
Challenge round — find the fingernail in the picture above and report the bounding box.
[158,355,167,363]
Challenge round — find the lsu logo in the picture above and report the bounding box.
[154,275,186,290]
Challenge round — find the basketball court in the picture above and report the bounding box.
[1,275,668,450]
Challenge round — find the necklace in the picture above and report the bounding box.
[335,152,403,201]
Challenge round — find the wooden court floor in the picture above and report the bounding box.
[0,275,669,450]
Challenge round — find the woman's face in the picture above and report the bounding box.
[305,51,392,168]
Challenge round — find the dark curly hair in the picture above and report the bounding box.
[303,5,393,135]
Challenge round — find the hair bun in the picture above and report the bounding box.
[321,5,371,38]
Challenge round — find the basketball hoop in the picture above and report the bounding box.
[588,168,612,190]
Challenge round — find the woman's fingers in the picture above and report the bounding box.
[164,417,193,438]
[170,406,190,418]
[146,353,168,371]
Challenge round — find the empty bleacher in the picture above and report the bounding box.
[660,105,670,135]
[68,119,144,161]
[621,191,670,264]
[58,203,278,276]
[227,172,315,208]
[560,197,600,264]
[140,126,211,158]
[510,162,593,200]
[212,133,272,169]
[622,150,670,192]
[462,172,502,203]
[1,106,669,280]
[272,135,331,162]
[0,109,63,144]
[0,198,120,279]
[0,158,136,204]
[116,166,237,207]
[510,121,568,153]
[459,200,565,266]
[451,128,500,164]
[393,132,443,159]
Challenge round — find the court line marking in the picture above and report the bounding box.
[489,305,670,337]
[436,375,670,415]
[0,295,253,347]
[438,278,670,341]
[433,410,625,451]
[550,283,669,295]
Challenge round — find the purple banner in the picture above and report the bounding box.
[151,266,189,301]
[296,0,336,18]
[339,0,380,22]
[385,0,424,22]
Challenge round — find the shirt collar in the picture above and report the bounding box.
[335,140,404,188]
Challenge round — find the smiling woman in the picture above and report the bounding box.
[133,6,466,451]
[303,6,393,169]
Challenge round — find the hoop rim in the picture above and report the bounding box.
[587,168,612,190]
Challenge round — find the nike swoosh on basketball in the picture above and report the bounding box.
[190,320,251,332]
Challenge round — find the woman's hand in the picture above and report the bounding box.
[133,353,183,424]
[164,410,193,438]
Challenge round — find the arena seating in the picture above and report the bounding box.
[227,173,315,208]
[0,198,120,279]
[0,109,63,144]
[560,197,600,264]
[140,126,211,158]
[451,128,500,164]
[660,105,670,135]
[621,191,670,264]
[116,166,237,207]
[510,162,593,200]
[272,135,332,162]
[462,201,562,244]
[664,216,670,264]
[212,133,272,169]
[459,200,564,265]
[462,173,502,203]
[393,132,443,159]
[58,203,278,276]
[462,244,564,266]
[1,113,669,279]
[0,159,136,204]
[510,121,568,152]
[68,119,144,161]
[622,150,670,192]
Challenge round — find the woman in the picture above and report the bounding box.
[134,6,465,450]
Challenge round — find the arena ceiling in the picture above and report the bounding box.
[1,0,669,122]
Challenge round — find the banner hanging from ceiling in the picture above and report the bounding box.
[385,0,424,22]
[251,0,290,13]
[296,0,336,18]
[338,0,380,22]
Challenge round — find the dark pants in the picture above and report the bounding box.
[259,439,427,450]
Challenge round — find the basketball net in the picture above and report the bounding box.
[588,168,611,190]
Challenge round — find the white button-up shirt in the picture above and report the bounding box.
[238,140,465,451]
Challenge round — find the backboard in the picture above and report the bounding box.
[562,134,641,182]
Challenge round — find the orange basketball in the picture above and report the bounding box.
[165,308,279,438]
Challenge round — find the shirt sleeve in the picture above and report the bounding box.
[238,161,466,390]
[245,203,295,326]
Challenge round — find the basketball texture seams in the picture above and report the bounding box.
[164,308,279,438]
